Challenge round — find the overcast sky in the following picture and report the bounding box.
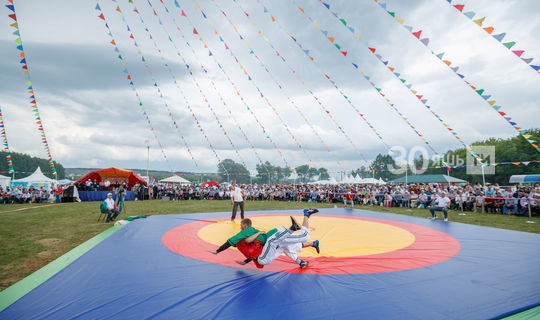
[1,0,539,175]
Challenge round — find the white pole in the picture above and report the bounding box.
[146,145,150,182]
[481,165,486,187]
[405,164,408,184]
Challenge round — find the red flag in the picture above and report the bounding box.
[193,28,198,34]
[454,4,464,11]
[98,13,105,20]
[368,47,376,53]
[9,13,16,21]
[412,30,422,39]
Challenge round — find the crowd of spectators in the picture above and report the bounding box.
[150,181,540,216]
[5,179,539,217]
[0,185,59,204]
[79,179,129,191]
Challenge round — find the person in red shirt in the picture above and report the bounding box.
[54,185,63,203]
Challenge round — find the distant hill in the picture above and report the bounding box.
[0,151,64,179]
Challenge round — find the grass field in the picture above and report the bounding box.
[1,199,539,291]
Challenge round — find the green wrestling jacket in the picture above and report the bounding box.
[227,226,278,246]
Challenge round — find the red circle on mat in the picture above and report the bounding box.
[162,214,461,274]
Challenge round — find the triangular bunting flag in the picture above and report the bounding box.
[454,4,464,11]
[481,95,491,100]
[512,50,524,57]
[503,41,516,49]
[522,57,533,64]
[492,33,505,42]
[412,30,422,39]
[473,17,485,26]
[463,11,475,19]
[436,52,444,59]
[483,26,494,34]
[420,38,429,46]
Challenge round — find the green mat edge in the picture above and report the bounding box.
[500,305,540,320]
[0,223,126,312]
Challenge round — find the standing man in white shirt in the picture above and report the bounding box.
[230,185,246,221]
[429,191,451,221]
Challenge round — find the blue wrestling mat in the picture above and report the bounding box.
[1,208,539,319]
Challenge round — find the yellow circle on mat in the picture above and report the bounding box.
[198,216,415,257]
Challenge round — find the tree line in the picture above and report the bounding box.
[0,151,65,179]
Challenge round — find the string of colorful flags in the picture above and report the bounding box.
[170,0,295,172]
[231,0,371,168]
[129,1,246,174]
[6,1,57,178]
[110,0,207,172]
[0,106,14,174]
[149,0,266,169]
[444,0,540,74]
[256,0,400,164]
[374,0,540,154]
[294,1,449,167]
[310,0,484,165]
[316,0,506,165]
[209,0,345,172]
[136,0,249,170]
[190,1,317,169]
[94,1,173,173]
[127,0,205,172]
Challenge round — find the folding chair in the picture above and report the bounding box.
[98,201,109,222]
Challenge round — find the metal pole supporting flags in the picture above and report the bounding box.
[481,165,486,187]
[146,145,150,183]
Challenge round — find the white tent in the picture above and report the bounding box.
[12,167,57,188]
[308,177,339,185]
[360,178,386,185]
[0,174,10,188]
[353,175,364,184]
[341,175,355,184]
[159,175,192,185]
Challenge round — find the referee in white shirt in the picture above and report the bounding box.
[230,185,246,221]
